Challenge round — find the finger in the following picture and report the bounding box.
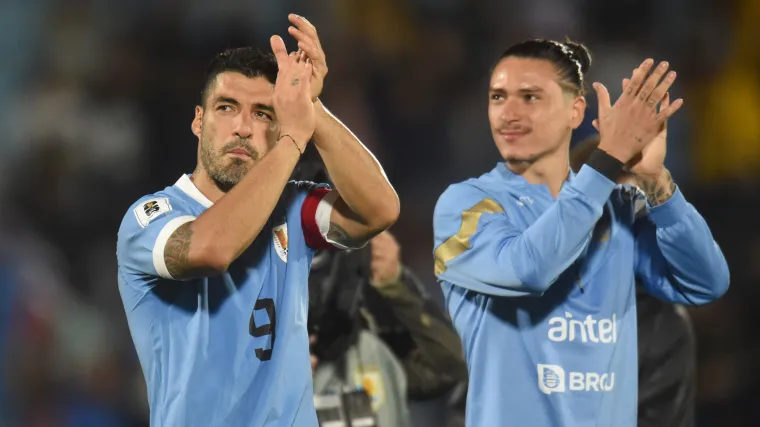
[658,92,671,130]
[292,48,303,63]
[372,260,389,273]
[288,14,319,43]
[656,97,684,123]
[647,71,676,109]
[270,35,290,68]
[371,251,388,264]
[659,92,670,112]
[622,78,630,92]
[301,62,313,83]
[624,59,654,98]
[371,239,385,251]
[592,119,599,131]
[288,25,317,47]
[297,41,322,63]
[637,61,670,106]
[373,231,390,245]
[592,82,611,116]
[384,231,397,245]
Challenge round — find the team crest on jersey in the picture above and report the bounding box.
[134,198,172,228]
[354,370,384,411]
[272,223,288,263]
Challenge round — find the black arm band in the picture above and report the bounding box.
[585,148,624,182]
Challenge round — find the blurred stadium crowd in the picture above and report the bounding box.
[0,0,758,426]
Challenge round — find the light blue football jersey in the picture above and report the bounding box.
[117,174,335,427]
[433,163,729,427]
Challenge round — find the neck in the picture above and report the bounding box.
[506,150,570,198]
[190,166,226,203]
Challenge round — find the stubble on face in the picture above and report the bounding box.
[199,122,260,192]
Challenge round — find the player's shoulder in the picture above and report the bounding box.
[118,184,193,236]
[435,170,507,220]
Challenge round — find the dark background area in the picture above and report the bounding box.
[0,0,758,425]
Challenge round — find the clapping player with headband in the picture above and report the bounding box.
[433,39,729,427]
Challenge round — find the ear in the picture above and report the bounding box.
[570,96,587,130]
[191,106,203,138]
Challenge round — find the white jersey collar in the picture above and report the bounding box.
[175,174,213,208]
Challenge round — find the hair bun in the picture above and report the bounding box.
[563,40,591,74]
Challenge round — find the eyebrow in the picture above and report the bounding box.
[214,96,240,106]
[517,86,545,94]
[252,103,275,114]
[489,86,545,94]
[214,97,274,113]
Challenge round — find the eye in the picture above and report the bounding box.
[524,94,539,102]
[254,111,272,121]
[490,93,504,101]
[217,105,233,112]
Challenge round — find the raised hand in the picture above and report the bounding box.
[593,59,683,164]
[270,35,315,150]
[369,231,402,287]
[592,76,670,178]
[287,14,327,101]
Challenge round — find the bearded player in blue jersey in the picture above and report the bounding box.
[116,15,398,427]
[433,39,729,427]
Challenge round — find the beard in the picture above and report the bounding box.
[501,134,567,166]
[200,133,259,192]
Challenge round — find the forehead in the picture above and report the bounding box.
[490,57,561,91]
[208,72,274,104]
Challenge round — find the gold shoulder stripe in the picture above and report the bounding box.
[434,198,504,276]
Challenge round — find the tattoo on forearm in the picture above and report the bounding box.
[327,222,365,248]
[164,222,193,278]
[640,170,676,206]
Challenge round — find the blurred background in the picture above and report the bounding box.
[0,0,758,426]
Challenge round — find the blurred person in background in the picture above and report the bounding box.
[571,133,696,427]
[303,155,466,427]
[307,232,467,427]
[115,14,399,427]
[0,212,132,427]
[433,39,729,427]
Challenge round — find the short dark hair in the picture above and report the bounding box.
[493,39,592,95]
[200,47,278,106]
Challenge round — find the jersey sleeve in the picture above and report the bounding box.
[634,187,730,305]
[433,165,617,297]
[296,181,348,251]
[116,195,196,281]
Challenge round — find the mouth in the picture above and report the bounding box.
[498,129,531,141]
[226,148,252,158]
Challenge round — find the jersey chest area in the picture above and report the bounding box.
[497,189,639,300]
[151,198,311,364]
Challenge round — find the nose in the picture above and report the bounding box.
[500,97,523,123]
[233,112,253,139]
